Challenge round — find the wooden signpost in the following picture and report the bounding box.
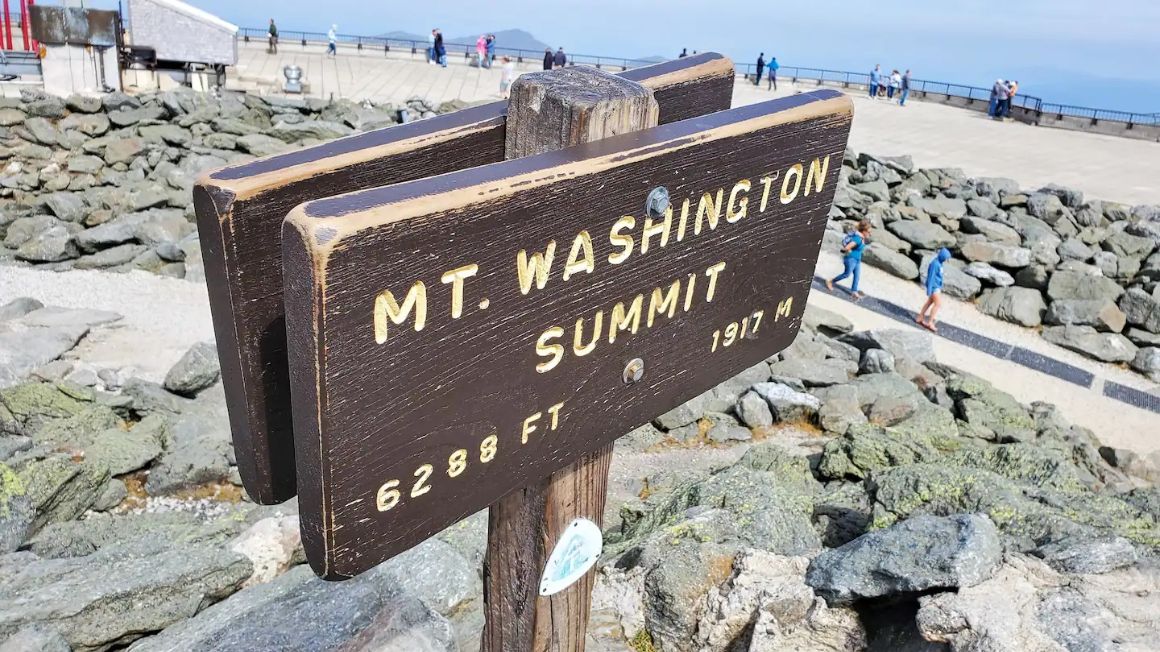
[196,55,852,651]
[194,53,735,505]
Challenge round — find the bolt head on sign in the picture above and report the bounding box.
[282,89,852,579]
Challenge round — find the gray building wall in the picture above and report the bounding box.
[128,0,237,65]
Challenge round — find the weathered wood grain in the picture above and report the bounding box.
[283,89,853,579]
[194,53,735,505]
[483,67,657,652]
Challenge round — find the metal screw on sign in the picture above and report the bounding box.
[645,186,670,219]
[622,358,645,384]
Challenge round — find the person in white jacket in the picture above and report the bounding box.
[326,25,337,56]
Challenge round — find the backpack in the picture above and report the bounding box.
[841,232,858,252]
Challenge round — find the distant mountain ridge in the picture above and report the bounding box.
[377,28,552,53]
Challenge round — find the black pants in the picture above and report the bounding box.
[755,67,763,84]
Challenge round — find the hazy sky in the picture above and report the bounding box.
[92,0,1160,112]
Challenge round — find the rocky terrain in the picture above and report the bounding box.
[1,292,1158,651]
[829,151,1160,379]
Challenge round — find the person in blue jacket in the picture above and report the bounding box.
[826,220,871,299]
[917,247,951,332]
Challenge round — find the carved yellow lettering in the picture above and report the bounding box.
[608,294,644,343]
[521,412,542,444]
[641,208,671,254]
[440,264,478,319]
[516,240,556,294]
[704,262,726,302]
[683,273,697,311]
[694,189,724,235]
[535,326,565,373]
[648,279,680,327]
[562,230,595,281]
[781,164,803,204]
[608,216,635,265]
[805,156,830,196]
[573,311,603,357]
[547,401,565,429]
[775,296,794,321]
[373,281,427,345]
[759,173,778,212]
[726,179,750,223]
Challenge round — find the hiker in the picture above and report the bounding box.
[899,69,911,106]
[679,48,688,58]
[826,220,872,299]
[991,78,1009,118]
[1006,80,1019,114]
[767,56,779,91]
[267,19,278,54]
[476,35,488,68]
[500,56,516,98]
[917,248,951,332]
[755,53,765,86]
[543,48,554,70]
[486,34,496,66]
[869,64,881,98]
[326,25,337,56]
[434,30,447,67]
[427,29,435,64]
[888,69,901,99]
[553,47,567,67]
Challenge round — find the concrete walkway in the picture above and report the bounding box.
[229,41,1160,205]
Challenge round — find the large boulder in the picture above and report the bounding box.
[976,287,1046,327]
[1119,287,1160,334]
[163,342,221,397]
[888,221,956,250]
[750,383,821,422]
[960,216,1021,245]
[806,514,1002,604]
[862,244,919,279]
[962,261,1015,286]
[1046,269,1125,302]
[909,196,967,220]
[960,241,1031,268]
[1042,325,1138,363]
[1044,299,1126,332]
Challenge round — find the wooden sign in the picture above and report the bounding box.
[193,53,735,505]
[282,89,853,579]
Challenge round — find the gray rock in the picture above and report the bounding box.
[852,179,889,202]
[0,463,34,553]
[3,216,59,250]
[145,412,230,494]
[0,543,251,650]
[1119,287,1160,333]
[802,305,854,335]
[813,384,866,435]
[1057,237,1096,261]
[909,196,967,220]
[66,94,104,113]
[817,423,942,480]
[974,177,1020,202]
[268,120,354,142]
[654,390,711,430]
[1014,264,1050,290]
[15,226,78,263]
[67,155,106,175]
[768,358,851,387]
[163,342,221,397]
[59,112,111,137]
[1126,328,1160,347]
[750,382,821,422]
[862,243,919,279]
[959,215,1021,245]
[806,514,1002,604]
[888,221,956,249]
[859,348,895,374]
[838,329,936,365]
[138,124,192,147]
[235,133,292,157]
[0,625,72,652]
[965,198,1005,220]
[1103,230,1156,259]
[21,117,60,146]
[103,138,144,165]
[960,241,1032,268]
[1035,536,1138,574]
[1131,347,1160,381]
[1046,269,1126,303]
[121,377,192,416]
[1044,298,1126,332]
[735,390,773,428]
[0,298,44,322]
[42,193,87,222]
[1042,325,1138,363]
[107,105,167,127]
[962,261,1015,286]
[73,244,149,270]
[14,455,110,532]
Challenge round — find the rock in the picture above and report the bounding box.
[768,358,851,387]
[235,133,292,157]
[107,105,167,127]
[1119,287,1160,333]
[1057,237,1096,261]
[1131,347,1160,380]
[960,241,1032,268]
[852,179,889,202]
[812,384,867,435]
[960,215,1021,245]
[1126,327,1160,347]
[15,455,110,532]
[802,305,853,335]
[817,424,942,480]
[862,244,919,279]
[947,373,1036,442]
[859,348,895,374]
[67,155,106,175]
[888,221,956,249]
[268,120,354,142]
[58,112,110,137]
[0,625,72,652]
[974,177,1020,202]
[961,261,1015,287]
[909,196,967,220]
[0,323,87,387]
[42,193,87,222]
[654,390,712,430]
[1035,536,1138,574]
[919,254,981,299]
[1103,230,1156,259]
[838,329,936,365]
[0,463,34,553]
[1044,298,1126,332]
[1042,325,1138,363]
[806,514,1001,604]
[1026,193,1070,225]
[66,94,104,113]
[0,544,251,650]
[735,391,773,428]
[230,515,303,587]
[74,243,149,270]
[979,285,1053,324]
[138,124,192,147]
[145,417,231,494]
[21,117,60,146]
[103,138,144,165]
[750,382,820,422]
[1046,269,1125,302]
[0,299,44,322]
[965,198,1005,220]
[15,226,78,263]
[163,342,221,397]
[705,413,752,443]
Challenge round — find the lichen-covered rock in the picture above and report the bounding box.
[0,463,34,553]
[817,423,942,480]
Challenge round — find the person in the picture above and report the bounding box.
[869,64,881,98]
[554,47,567,68]
[427,29,435,64]
[486,34,496,67]
[888,69,901,99]
[543,48,554,70]
[679,48,688,58]
[434,29,446,67]
[326,25,337,56]
[500,56,516,98]
[917,248,951,332]
[476,34,488,68]
[826,220,871,299]
[899,69,911,106]
[767,56,779,91]
[755,53,765,86]
[267,19,278,54]
[991,78,1009,118]
[1006,80,1019,114]
[988,79,1000,116]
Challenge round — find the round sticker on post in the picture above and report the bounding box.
[539,518,603,596]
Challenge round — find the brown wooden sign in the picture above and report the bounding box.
[282,90,853,579]
[193,54,735,505]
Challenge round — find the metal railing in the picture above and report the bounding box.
[239,27,1159,128]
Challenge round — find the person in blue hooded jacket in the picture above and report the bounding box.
[917,248,951,332]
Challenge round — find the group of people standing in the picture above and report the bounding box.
[542,47,568,70]
[475,34,498,68]
[753,53,781,90]
[869,65,912,105]
[989,79,1020,119]
[427,29,447,66]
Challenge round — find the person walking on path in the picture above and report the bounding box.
[543,48,554,70]
[898,69,911,106]
[869,64,881,98]
[434,30,447,67]
[500,56,516,98]
[326,25,338,56]
[826,220,872,299]
[554,47,567,68]
[888,69,901,99]
[755,53,765,86]
[267,19,278,54]
[679,48,688,58]
[917,248,951,332]
[767,56,779,90]
[427,29,435,64]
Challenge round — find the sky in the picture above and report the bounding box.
[88,0,1160,113]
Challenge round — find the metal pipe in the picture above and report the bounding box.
[3,0,12,51]
[23,0,33,52]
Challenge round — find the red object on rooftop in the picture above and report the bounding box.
[2,0,13,50]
